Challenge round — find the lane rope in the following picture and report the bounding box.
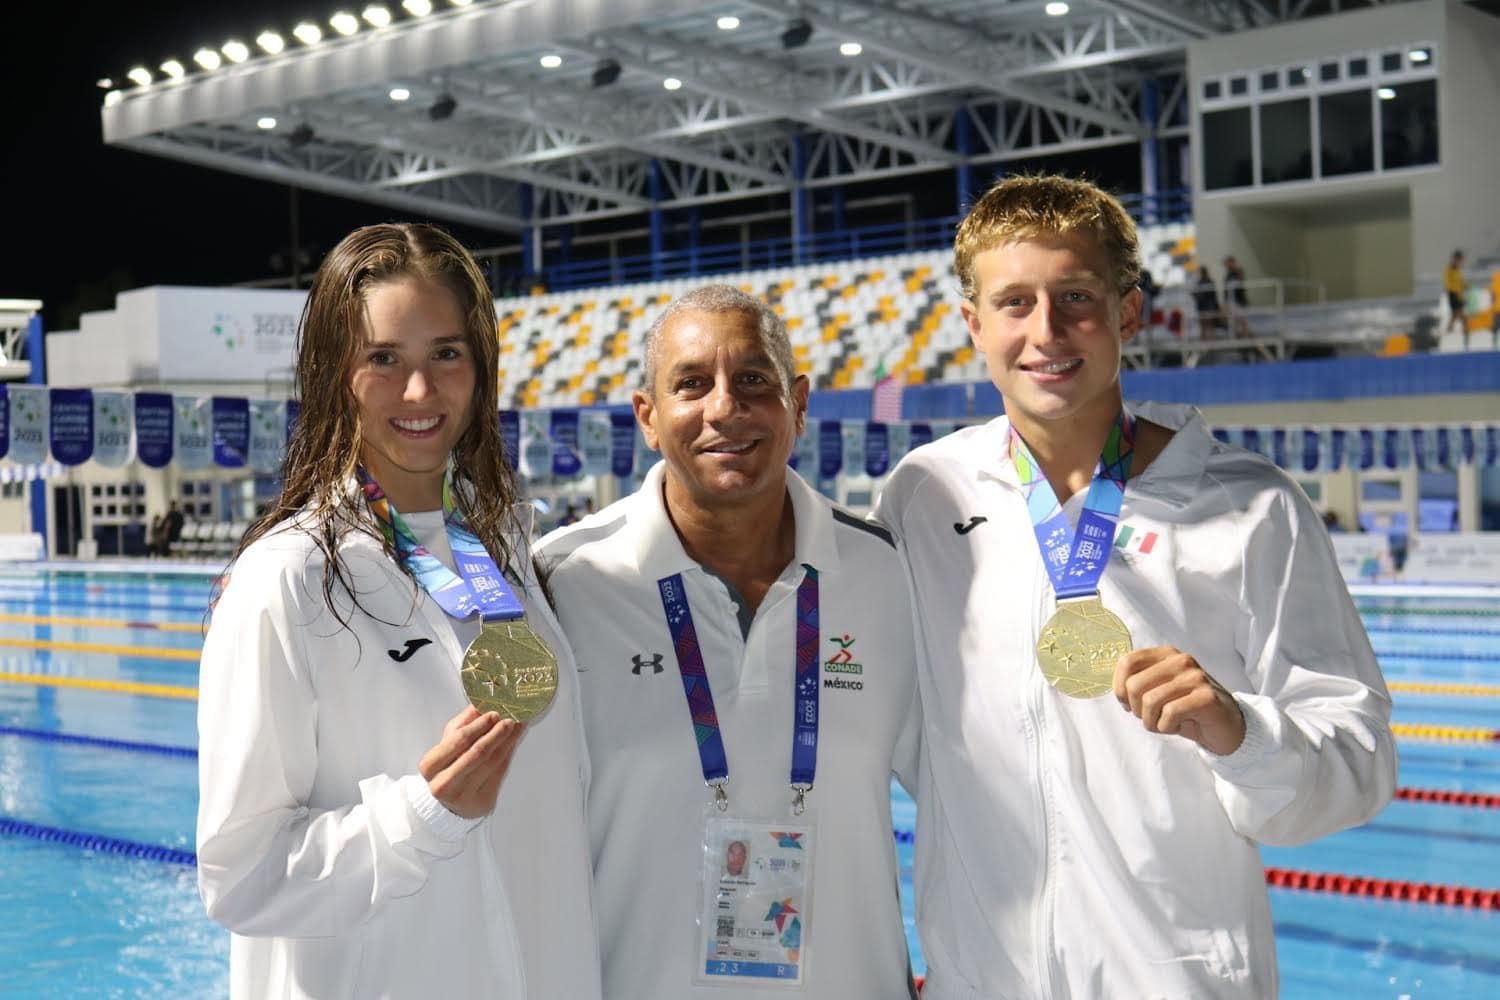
[0,816,195,866]
[0,726,196,758]
[0,611,202,633]
[0,672,197,700]
[0,636,199,661]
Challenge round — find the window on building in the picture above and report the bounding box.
[1202,107,1253,190]
[1259,99,1313,183]
[1380,79,1439,169]
[1319,89,1374,176]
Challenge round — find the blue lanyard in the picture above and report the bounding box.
[360,467,525,622]
[658,567,821,813]
[1009,411,1135,600]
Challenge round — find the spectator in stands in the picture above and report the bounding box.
[195,222,600,1000]
[1192,263,1225,339]
[1444,249,1469,340]
[1223,255,1250,336]
[162,501,185,556]
[146,514,169,557]
[1137,266,1160,344]
[874,173,1396,999]
[537,284,920,998]
[556,502,580,526]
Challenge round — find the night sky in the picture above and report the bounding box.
[2,1,504,333]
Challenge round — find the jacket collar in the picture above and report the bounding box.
[631,460,838,583]
[968,400,1215,511]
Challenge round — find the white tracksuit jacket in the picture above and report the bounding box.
[874,400,1396,1000]
[196,509,601,1000]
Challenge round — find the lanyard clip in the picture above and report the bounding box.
[791,784,811,816]
[711,781,729,812]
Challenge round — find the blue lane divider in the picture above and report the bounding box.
[0,816,195,866]
[0,726,196,758]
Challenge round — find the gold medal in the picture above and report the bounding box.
[1036,597,1132,699]
[461,619,559,722]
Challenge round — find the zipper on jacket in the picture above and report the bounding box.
[1027,564,1058,999]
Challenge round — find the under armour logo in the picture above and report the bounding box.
[954,516,988,535]
[388,638,432,662]
[631,653,664,675]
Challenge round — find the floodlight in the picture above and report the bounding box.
[429,93,458,120]
[449,0,474,7]
[96,77,113,89]
[363,5,393,28]
[160,59,186,80]
[193,48,222,71]
[257,31,286,55]
[293,22,323,45]
[1378,87,1396,100]
[591,58,622,87]
[663,77,682,91]
[839,42,861,57]
[717,16,739,30]
[1045,2,1069,15]
[104,90,123,107]
[780,18,813,49]
[330,11,360,36]
[403,0,433,15]
[257,116,278,130]
[390,86,411,101]
[540,54,562,69]
[127,66,152,87]
[222,40,251,64]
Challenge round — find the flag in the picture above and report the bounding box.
[871,364,904,423]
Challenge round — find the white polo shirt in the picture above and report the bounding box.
[874,400,1396,1000]
[539,461,921,1000]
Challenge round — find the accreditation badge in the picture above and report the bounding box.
[696,812,816,987]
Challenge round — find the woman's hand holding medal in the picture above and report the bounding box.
[1112,647,1247,756]
[420,705,527,818]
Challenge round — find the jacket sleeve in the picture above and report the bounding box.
[1204,480,1398,846]
[195,543,480,936]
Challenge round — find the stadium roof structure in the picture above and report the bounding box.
[98,0,1433,234]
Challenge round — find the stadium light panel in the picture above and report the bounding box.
[193,48,222,71]
[222,40,251,64]
[839,42,862,56]
[390,86,411,101]
[717,16,739,30]
[363,5,393,28]
[663,77,682,91]
[160,59,186,80]
[293,22,323,45]
[257,116,278,130]
[330,12,360,36]
[104,90,123,107]
[1378,87,1396,100]
[96,77,113,89]
[127,66,153,87]
[1045,2,1069,15]
[1410,48,1430,63]
[402,0,433,15]
[540,54,562,69]
[449,0,474,7]
[257,31,286,55]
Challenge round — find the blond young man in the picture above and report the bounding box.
[875,175,1396,998]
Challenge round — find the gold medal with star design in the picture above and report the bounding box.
[1036,597,1132,698]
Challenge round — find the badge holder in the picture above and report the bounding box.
[695,808,816,988]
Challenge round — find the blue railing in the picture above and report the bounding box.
[496,188,1193,295]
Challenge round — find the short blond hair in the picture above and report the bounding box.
[955,174,1141,302]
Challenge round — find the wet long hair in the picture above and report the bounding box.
[229,222,521,617]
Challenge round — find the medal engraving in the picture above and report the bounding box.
[461,619,559,722]
[1036,598,1132,699]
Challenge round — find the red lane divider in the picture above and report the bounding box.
[1396,786,1500,808]
[1265,867,1500,909]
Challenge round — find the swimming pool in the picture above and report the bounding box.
[2,568,1498,996]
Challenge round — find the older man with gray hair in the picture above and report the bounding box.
[539,283,921,999]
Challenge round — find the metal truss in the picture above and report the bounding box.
[99,0,1406,234]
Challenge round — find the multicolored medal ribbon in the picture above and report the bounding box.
[361,467,558,722]
[1011,410,1135,698]
[659,567,821,814]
